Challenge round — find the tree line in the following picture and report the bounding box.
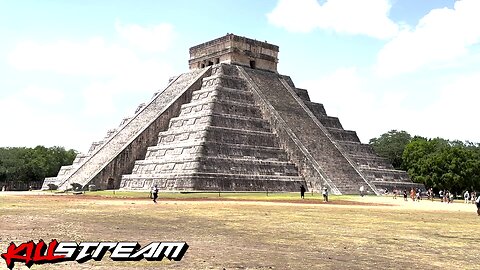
[370,130,480,193]
[0,146,77,188]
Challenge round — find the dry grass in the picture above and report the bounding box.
[0,193,478,269]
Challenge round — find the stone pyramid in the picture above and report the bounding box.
[43,34,422,195]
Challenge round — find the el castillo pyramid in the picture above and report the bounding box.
[42,34,422,195]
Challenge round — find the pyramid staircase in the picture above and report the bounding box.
[283,79,419,192]
[120,64,306,191]
[45,68,210,190]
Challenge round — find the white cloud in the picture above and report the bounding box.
[0,90,83,149]
[4,22,176,151]
[8,38,138,76]
[21,85,65,105]
[267,0,398,39]
[415,72,480,142]
[375,0,480,77]
[115,22,175,53]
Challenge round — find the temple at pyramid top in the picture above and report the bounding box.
[189,33,279,72]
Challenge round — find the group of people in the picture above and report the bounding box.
[462,190,480,215]
[463,190,477,204]
[150,184,480,215]
[396,188,423,202]
[300,185,329,202]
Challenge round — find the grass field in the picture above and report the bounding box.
[0,192,479,269]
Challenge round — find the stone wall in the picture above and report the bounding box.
[189,34,279,72]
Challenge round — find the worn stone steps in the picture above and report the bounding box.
[242,67,376,195]
[191,86,254,104]
[326,127,361,143]
[121,173,304,191]
[170,113,271,133]
[157,126,279,148]
[53,67,208,190]
[132,156,298,175]
[338,141,377,155]
[120,63,305,192]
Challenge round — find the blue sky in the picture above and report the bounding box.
[1,0,479,152]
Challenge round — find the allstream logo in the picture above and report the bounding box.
[1,239,188,269]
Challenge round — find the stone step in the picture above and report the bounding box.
[121,172,305,191]
[294,88,310,101]
[360,168,410,181]
[201,74,248,90]
[132,156,298,176]
[179,99,262,118]
[144,141,289,161]
[305,101,327,117]
[339,142,377,155]
[327,127,360,143]
[169,113,271,133]
[202,142,289,161]
[191,86,254,104]
[316,115,343,129]
[349,155,394,169]
[157,126,279,148]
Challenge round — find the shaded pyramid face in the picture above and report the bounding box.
[121,64,306,191]
[43,36,423,195]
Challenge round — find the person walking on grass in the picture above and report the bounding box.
[300,185,306,199]
[464,190,470,204]
[410,188,416,202]
[152,185,159,204]
[322,187,328,202]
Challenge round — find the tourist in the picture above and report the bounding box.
[152,185,159,204]
[464,190,470,204]
[471,191,477,204]
[410,188,416,202]
[322,187,328,202]
[439,190,444,202]
[403,189,408,201]
[393,189,397,199]
[300,185,306,199]
[428,188,434,201]
[416,189,421,201]
[359,186,365,197]
[476,195,480,216]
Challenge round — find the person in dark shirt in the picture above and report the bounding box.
[152,185,159,204]
[300,185,306,199]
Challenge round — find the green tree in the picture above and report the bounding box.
[0,146,77,185]
[402,138,480,193]
[369,130,412,169]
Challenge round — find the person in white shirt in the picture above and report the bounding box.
[464,190,470,204]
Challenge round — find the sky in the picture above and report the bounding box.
[1,0,479,152]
